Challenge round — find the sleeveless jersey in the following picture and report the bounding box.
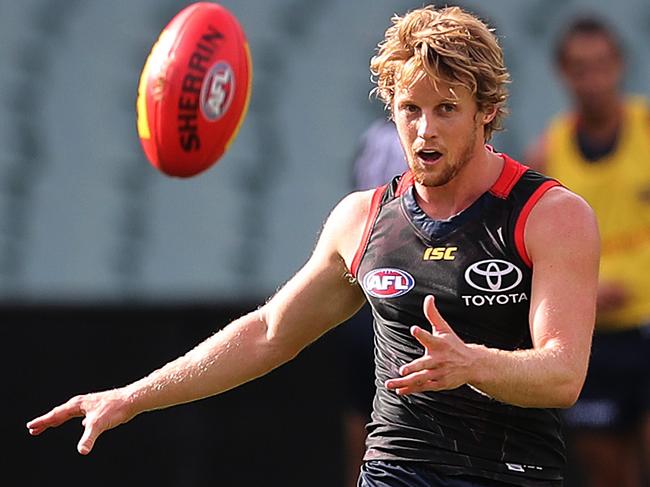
[546,96,650,329]
[351,154,564,486]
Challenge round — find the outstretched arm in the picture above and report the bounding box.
[386,187,599,408]
[27,191,371,454]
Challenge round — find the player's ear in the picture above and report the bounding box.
[479,105,498,125]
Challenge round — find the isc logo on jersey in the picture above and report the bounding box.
[363,268,415,299]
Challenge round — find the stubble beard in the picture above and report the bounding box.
[412,127,477,188]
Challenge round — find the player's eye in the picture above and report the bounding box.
[400,103,419,114]
[439,103,456,114]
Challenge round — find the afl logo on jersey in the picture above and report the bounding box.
[464,259,522,292]
[363,268,415,299]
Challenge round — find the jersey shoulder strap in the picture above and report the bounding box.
[349,171,413,277]
[510,168,562,267]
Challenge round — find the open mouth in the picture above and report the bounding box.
[416,150,442,163]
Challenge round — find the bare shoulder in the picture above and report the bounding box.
[320,189,376,270]
[328,189,375,226]
[525,186,599,261]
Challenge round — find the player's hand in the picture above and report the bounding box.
[385,295,475,395]
[26,388,135,455]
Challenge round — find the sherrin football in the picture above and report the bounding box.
[136,2,252,177]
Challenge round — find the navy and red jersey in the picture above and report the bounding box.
[351,154,565,486]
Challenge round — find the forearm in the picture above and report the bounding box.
[25,200,368,454]
[123,309,296,416]
[467,342,585,408]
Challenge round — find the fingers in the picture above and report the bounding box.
[383,295,462,397]
[26,398,84,435]
[385,369,443,395]
[392,382,438,396]
[26,392,117,455]
[77,418,102,455]
[410,325,438,350]
[423,295,453,335]
[385,369,428,389]
[410,295,455,350]
[398,355,438,376]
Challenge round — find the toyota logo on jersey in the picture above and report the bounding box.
[464,259,523,292]
[363,268,415,298]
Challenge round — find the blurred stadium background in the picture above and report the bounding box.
[5,0,650,485]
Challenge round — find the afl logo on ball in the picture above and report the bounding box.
[464,259,522,293]
[363,268,415,299]
[201,61,235,121]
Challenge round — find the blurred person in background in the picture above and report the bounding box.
[341,118,406,487]
[526,16,650,487]
[352,119,407,192]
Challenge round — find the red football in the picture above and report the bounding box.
[136,2,252,177]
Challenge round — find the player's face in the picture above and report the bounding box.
[559,33,623,116]
[392,75,485,188]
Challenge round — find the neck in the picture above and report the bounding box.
[414,146,504,220]
[577,96,623,143]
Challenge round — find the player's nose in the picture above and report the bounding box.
[416,112,438,139]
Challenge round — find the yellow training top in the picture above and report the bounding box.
[546,96,650,330]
